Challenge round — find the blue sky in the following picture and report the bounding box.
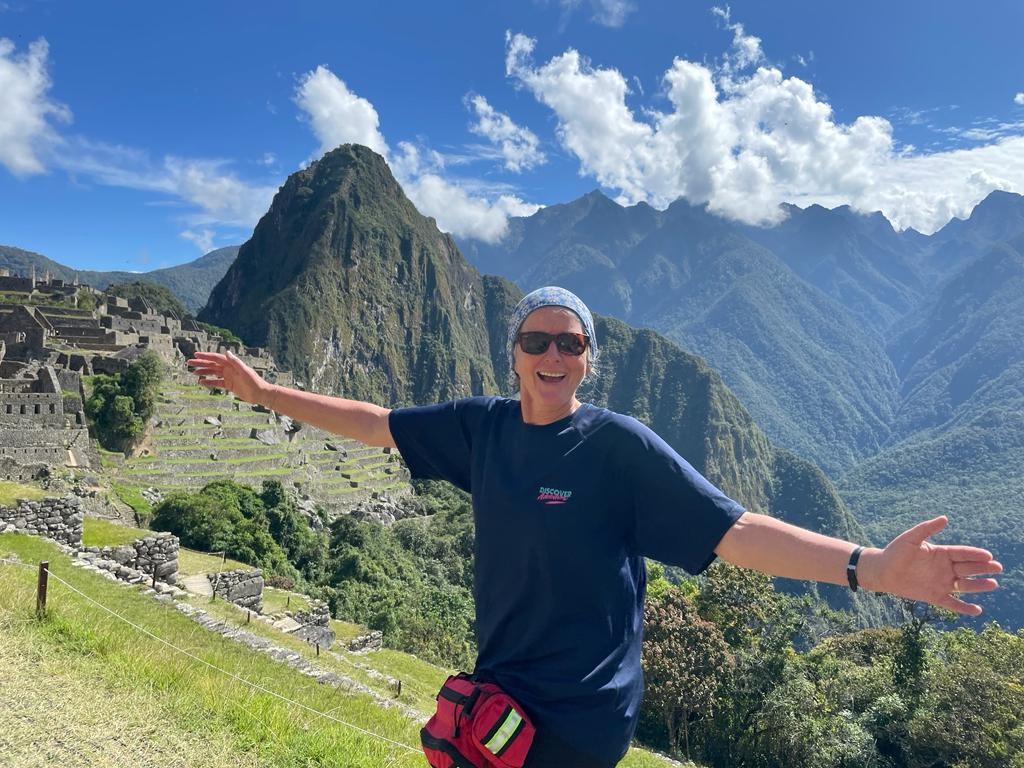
[2,0,1023,272]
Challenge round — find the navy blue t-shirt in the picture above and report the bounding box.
[388,397,744,763]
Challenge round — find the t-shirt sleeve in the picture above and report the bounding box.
[388,398,481,492]
[620,417,745,574]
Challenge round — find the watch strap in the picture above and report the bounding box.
[847,545,865,592]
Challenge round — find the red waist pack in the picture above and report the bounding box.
[420,673,536,768]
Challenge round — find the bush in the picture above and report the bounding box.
[85,351,164,452]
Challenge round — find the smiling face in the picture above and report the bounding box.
[514,306,589,425]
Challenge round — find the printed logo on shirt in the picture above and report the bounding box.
[537,486,573,505]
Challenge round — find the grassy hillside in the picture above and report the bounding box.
[0,532,683,767]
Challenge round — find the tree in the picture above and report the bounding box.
[693,563,803,766]
[150,480,299,581]
[85,351,164,452]
[643,587,733,760]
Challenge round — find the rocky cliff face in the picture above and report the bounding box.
[200,144,497,405]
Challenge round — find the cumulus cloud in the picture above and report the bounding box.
[392,142,540,241]
[466,93,546,172]
[1015,92,1024,106]
[294,66,389,158]
[0,37,71,176]
[505,28,1024,233]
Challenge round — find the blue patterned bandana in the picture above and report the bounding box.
[506,286,598,370]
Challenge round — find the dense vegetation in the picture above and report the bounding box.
[84,350,164,452]
[151,479,326,586]
[640,565,1024,766]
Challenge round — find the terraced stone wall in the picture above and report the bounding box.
[209,569,264,612]
[0,495,83,546]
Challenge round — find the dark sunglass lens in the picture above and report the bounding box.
[519,332,552,354]
[556,334,587,356]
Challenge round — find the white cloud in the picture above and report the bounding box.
[505,29,1024,233]
[1015,92,1024,106]
[852,142,1024,232]
[0,38,276,240]
[180,228,216,253]
[56,138,278,230]
[260,152,277,166]
[294,66,389,159]
[711,5,764,76]
[0,37,71,176]
[392,142,540,241]
[466,94,546,172]
[293,66,541,243]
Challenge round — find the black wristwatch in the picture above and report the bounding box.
[847,546,865,592]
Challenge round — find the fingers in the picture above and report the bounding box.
[953,560,1003,578]
[936,592,984,617]
[891,516,948,546]
[944,545,997,563]
[951,576,1000,594]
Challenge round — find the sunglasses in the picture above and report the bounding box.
[516,331,589,356]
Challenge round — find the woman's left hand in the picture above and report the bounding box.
[862,516,1002,615]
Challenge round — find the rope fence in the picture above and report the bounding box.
[0,556,422,762]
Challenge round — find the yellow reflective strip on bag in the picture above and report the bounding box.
[484,709,523,754]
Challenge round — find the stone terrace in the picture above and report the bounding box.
[121,373,409,514]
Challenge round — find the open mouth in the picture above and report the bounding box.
[537,371,566,383]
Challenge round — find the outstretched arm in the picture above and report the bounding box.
[714,511,1002,616]
[187,351,395,448]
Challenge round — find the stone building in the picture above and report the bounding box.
[0,305,50,361]
[0,364,93,478]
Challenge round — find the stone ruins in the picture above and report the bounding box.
[0,269,292,483]
[0,271,410,517]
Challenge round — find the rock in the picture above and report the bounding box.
[252,429,280,445]
[347,630,383,653]
[111,545,135,565]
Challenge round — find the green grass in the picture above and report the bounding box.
[131,453,290,466]
[176,547,251,576]
[81,518,151,548]
[0,534,426,767]
[0,481,46,507]
[261,586,310,615]
[110,483,153,519]
[0,533,682,766]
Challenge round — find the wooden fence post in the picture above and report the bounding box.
[36,561,49,617]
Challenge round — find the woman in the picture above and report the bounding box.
[188,286,1001,768]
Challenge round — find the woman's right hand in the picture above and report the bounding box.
[187,351,271,406]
